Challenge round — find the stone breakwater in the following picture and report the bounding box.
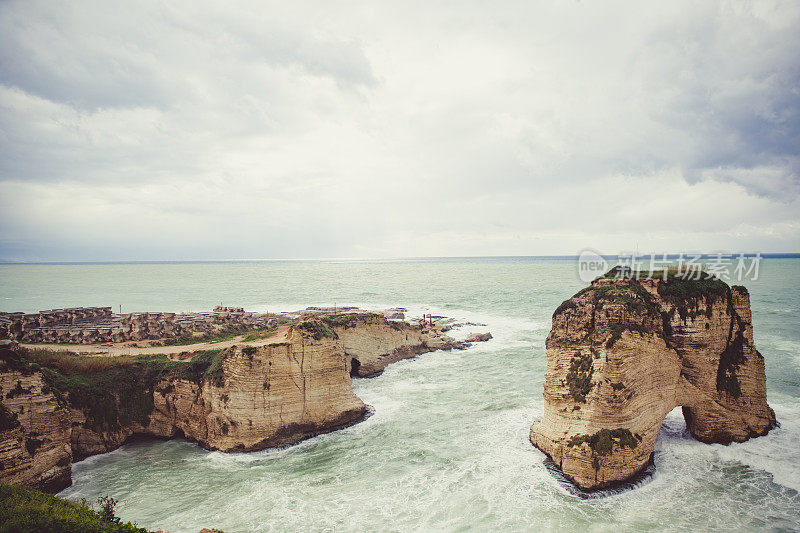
[0,306,275,344]
[0,309,491,492]
[530,271,776,491]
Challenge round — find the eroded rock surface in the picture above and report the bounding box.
[146,324,366,451]
[0,351,72,492]
[1,311,474,490]
[329,313,461,377]
[530,273,776,490]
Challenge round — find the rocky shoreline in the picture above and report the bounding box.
[0,307,491,493]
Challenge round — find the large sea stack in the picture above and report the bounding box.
[530,269,777,491]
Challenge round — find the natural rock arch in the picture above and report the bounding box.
[531,272,776,490]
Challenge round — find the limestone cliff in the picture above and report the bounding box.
[1,313,462,490]
[146,324,365,451]
[0,350,72,492]
[327,313,461,377]
[530,272,776,491]
[66,323,366,458]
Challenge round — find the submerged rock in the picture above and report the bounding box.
[465,332,492,343]
[530,272,776,491]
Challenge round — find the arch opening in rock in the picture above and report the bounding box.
[530,272,777,491]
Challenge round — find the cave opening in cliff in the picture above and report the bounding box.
[350,358,361,377]
[656,406,692,441]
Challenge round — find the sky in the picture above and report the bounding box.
[0,1,798,261]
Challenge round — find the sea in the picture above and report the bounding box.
[1,257,799,532]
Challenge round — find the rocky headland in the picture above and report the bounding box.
[530,269,776,491]
[0,308,491,492]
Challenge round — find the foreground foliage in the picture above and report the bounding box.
[0,484,151,533]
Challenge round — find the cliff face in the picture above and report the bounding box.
[1,314,456,491]
[146,325,365,451]
[0,352,72,492]
[66,324,366,458]
[330,314,460,377]
[530,274,776,491]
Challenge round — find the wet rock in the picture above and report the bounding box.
[465,332,492,343]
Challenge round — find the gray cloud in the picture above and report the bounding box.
[0,0,798,261]
[0,1,375,110]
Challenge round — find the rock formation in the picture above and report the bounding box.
[0,351,72,492]
[1,311,476,491]
[530,271,776,491]
[63,324,368,459]
[328,313,462,377]
[146,323,366,452]
[465,332,492,343]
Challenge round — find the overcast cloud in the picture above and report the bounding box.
[0,0,798,261]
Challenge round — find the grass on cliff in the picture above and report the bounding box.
[658,276,729,320]
[241,330,278,342]
[605,323,650,348]
[565,351,594,403]
[553,269,734,351]
[553,282,661,320]
[157,324,274,346]
[559,268,730,316]
[320,313,379,328]
[0,483,152,533]
[297,320,337,340]
[1,348,231,432]
[567,428,642,456]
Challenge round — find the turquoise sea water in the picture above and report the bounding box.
[2,258,799,532]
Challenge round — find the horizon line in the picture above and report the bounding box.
[2,252,800,265]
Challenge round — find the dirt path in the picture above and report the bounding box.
[20,325,291,358]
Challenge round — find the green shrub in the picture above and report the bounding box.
[605,323,649,348]
[241,330,277,343]
[0,483,151,533]
[0,348,37,375]
[297,321,337,340]
[657,274,729,320]
[592,284,661,318]
[567,428,639,456]
[566,351,593,403]
[37,361,162,431]
[321,313,379,329]
[16,348,231,431]
[170,349,229,387]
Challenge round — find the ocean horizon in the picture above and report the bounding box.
[3,252,799,266]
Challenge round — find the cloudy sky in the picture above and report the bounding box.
[0,1,798,261]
